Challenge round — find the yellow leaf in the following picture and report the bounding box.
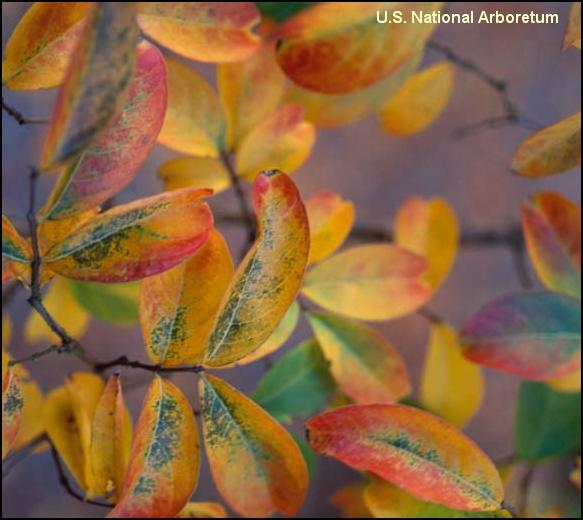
[177,502,228,518]
[380,61,454,136]
[159,157,231,194]
[158,57,226,158]
[420,323,484,427]
[24,277,90,344]
[548,370,581,393]
[2,314,12,350]
[395,196,459,289]
[2,369,23,459]
[235,104,316,181]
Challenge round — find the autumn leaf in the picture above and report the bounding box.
[44,188,213,282]
[460,291,581,380]
[157,57,226,158]
[562,2,581,50]
[137,2,260,62]
[159,157,231,194]
[511,112,581,178]
[199,374,308,517]
[41,3,139,169]
[110,376,199,518]
[306,191,355,264]
[276,2,441,94]
[2,2,91,90]
[331,481,373,518]
[548,369,581,393]
[176,502,228,518]
[302,244,432,321]
[380,62,454,136]
[89,374,132,502]
[235,104,316,181]
[521,192,581,299]
[420,323,484,427]
[307,404,504,511]
[395,196,459,289]
[308,312,411,404]
[140,230,233,366]
[2,214,31,264]
[41,40,168,220]
[2,369,23,459]
[203,171,309,367]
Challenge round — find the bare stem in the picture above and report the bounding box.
[94,355,205,375]
[2,97,48,126]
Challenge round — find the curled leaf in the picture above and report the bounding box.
[307,404,504,511]
[199,374,308,517]
[2,369,23,459]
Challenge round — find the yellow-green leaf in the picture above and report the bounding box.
[159,157,231,194]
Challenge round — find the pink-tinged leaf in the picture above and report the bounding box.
[109,376,199,518]
[307,404,504,512]
[562,2,581,50]
[137,2,260,63]
[308,312,411,404]
[42,41,168,220]
[276,3,441,94]
[521,192,580,299]
[44,188,213,282]
[302,244,432,321]
[2,369,23,460]
[42,3,140,169]
[2,2,91,90]
[461,291,581,380]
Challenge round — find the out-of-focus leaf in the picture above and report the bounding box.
[521,192,580,299]
[236,300,300,366]
[157,58,226,158]
[420,323,483,427]
[159,157,230,194]
[548,369,581,393]
[570,457,581,490]
[203,171,309,367]
[306,191,355,264]
[109,376,199,518]
[41,3,139,169]
[308,312,410,404]
[44,188,213,282]
[276,2,440,94]
[292,433,317,479]
[511,112,581,178]
[331,481,373,518]
[460,291,581,380]
[515,380,581,461]
[88,374,132,502]
[176,502,227,518]
[283,50,422,128]
[364,477,512,518]
[395,196,459,289]
[307,404,504,511]
[24,277,90,344]
[137,2,260,62]
[2,215,31,263]
[252,339,335,422]
[302,244,432,321]
[2,2,90,90]
[257,2,315,23]
[199,374,308,517]
[380,62,454,136]
[218,25,285,149]
[68,280,140,326]
[235,104,315,180]
[562,2,581,50]
[140,230,233,366]
[42,41,167,220]
[2,369,23,459]
[2,315,11,350]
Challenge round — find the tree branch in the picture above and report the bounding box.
[2,97,48,126]
[94,355,205,375]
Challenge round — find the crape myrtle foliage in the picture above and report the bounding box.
[1,2,581,519]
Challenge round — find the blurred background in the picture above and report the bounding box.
[2,2,581,517]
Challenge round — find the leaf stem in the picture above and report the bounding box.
[94,355,205,375]
[2,97,48,126]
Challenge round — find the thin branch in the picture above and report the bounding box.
[416,307,445,324]
[94,355,205,375]
[2,97,48,126]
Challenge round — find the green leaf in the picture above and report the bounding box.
[515,381,581,461]
[67,280,140,326]
[292,433,317,479]
[252,339,335,423]
[255,2,315,23]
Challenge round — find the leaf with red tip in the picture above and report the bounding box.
[199,374,308,517]
[461,291,581,380]
[42,41,168,220]
[42,3,140,169]
[44,188,213,282]
[137,2,260,63]
[109,376,199,518]
[521,192,580,299]
[2,369,23,459]
[306,404,504,512]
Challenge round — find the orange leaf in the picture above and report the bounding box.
[41,3,140,169]
[137,2,260,63]
[2,214,31,263]
[562,2,581,50]
[176,502,227,518]
[2,369,23,459]
[199,374,308,517]
[110,376,199,518]
[307,404,504,511]
[331,482,373,518]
